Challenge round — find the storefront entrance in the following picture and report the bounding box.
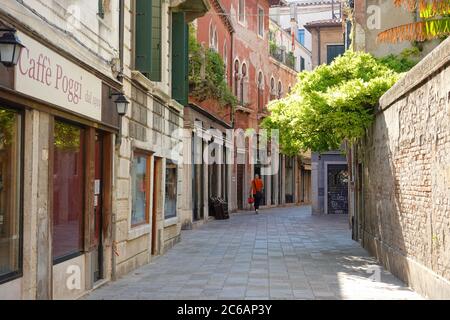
[93,132,104,282]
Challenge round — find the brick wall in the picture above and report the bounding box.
[356,38,450,299]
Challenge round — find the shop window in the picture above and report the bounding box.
[131,151,151,227]
[52,120,85,262]
[0,107,22,281]
[164,160,177,219]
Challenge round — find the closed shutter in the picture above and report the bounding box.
[171,12,188,106]
[151,0,162,81]
[326,45,345,64]
[135,0,152,78]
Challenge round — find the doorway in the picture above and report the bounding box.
[151,157,162,256]
[325,163,349,214]
[93,132,103,282]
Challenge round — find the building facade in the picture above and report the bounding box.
[181,0,236,229]
[114,0,209,278]
[0,0,122,299]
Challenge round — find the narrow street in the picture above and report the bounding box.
[84,206,422,300]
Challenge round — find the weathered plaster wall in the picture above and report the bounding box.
[358,37,450,299]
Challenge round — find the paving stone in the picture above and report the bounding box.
[83,206,423,300]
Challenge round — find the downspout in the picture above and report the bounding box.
[317,27,321,66]
[230,31,235,128]
[112,0,125,282]
[118,0,125,82]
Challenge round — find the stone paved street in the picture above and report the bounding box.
[84,206,422,300]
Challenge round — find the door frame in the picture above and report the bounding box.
[324,161,348,215]
[151,156,162,256]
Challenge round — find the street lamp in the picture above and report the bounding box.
[110,92,130,146]
[0,29,25,67]
[114,93,129,117]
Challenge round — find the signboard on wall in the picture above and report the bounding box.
[15,32,102,121]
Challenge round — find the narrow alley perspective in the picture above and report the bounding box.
[1,0,449,308]
[84,207,421,300]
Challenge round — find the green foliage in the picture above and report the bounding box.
[262,51,400,155]
[188,26,237,108]
[376,48,420,72]
[54,122,81,151]
[0,109,15,146]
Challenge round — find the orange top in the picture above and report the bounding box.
[252,178,263,194]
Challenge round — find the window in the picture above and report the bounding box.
[98,0,105,19]
[240,63,247,105]
[258,7,264,37]
[234,59,240,97]
[327,44,345,64]
[298,29,305,46]
[52,120,85,262]
[257,71,264,112]
[223,42,228,80]
[164,160,178,219]
[270,77,275,100]
[131,152,151,227]
[300,56,305,71]
[238,0,245,23]
[277,81,282,99]
[209,22,218,51]
[0,107,22,281]
[135,0,162,81]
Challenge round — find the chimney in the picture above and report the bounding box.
[290,3,298,48]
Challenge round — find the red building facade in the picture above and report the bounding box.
[186,0,300,218]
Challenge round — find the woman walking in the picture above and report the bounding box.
[250,174,264,214]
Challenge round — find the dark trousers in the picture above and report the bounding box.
[254,191,263,210]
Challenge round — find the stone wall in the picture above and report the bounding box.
[356,37,450,299]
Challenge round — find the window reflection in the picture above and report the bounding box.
[131,152,149,226]
[52,121,84,262]
[164,160,177,219]
[0,107,21,278]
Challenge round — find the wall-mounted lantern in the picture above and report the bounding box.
[110,92,130,146]
[0,29,25,67]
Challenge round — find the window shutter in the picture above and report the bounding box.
[171,12,188,106]
[135,0,152,78]
[150,0,162,81]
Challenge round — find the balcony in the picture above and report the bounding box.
[269,43,296,71]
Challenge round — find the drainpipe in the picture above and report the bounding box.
[118,0,125,82]
[230,31,235,129]
[317,27,321,66]
[111,0,125,282]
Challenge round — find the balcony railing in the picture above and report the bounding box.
[269,45,296,71]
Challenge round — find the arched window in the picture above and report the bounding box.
[209,21,214,48]
[209,22,218,51]
[213,29,218,51]
[223,42,228,81]
[257,71,264,112]
[277,80,282,99]
[240,63,247,105]
[234,59,240,97]
[270,77,275,100]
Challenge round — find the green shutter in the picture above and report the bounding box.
[135,0,152,78]
[150,0,162,81]
[171,12,188,106]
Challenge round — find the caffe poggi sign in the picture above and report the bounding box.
[15,32,102,121]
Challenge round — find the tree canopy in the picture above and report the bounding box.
[261,51,401,155]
